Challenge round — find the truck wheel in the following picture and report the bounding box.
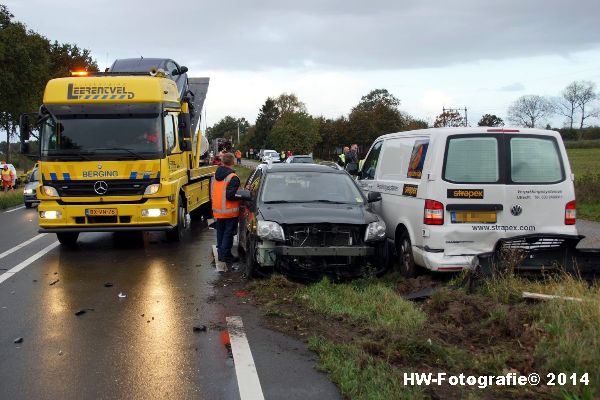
[166,196,186,242]
[398,231,418,277]
[56,232,79,246]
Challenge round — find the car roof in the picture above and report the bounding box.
[110,58,173,73]
[377,127,562,141]
[260,163,344,174]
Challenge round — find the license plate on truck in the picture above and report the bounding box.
[451,211,496,223]
[85,208,118,216]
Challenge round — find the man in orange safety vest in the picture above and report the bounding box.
[211,153,241,266]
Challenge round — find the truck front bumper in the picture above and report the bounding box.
[37,199,176,233]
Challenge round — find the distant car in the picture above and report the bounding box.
[236,163,389,280]
[285,155,314,164]
[109,58,189,99]
[23,167,39,208]
[319,161,344,170]
[261,150,280,163]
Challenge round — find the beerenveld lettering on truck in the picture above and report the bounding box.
[357,127,577,276]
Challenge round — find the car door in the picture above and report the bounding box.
[356,140,383,196]
[239,168,262,248]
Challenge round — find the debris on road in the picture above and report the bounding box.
[522,291,583,302]
[193,325,207,333]
[234,290,249,298]
[104,282,113,288]
[13,337,23,344]
[118,292,127,299]
[74,309,87,316]
[49,279,59,286]
[402,287,437,301]
[58,350,63,356]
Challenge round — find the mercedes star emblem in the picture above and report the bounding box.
[94,181,109,195]
[97,163,103,170]
[510,204,523,216]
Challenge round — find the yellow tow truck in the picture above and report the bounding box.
[19,63,214,245]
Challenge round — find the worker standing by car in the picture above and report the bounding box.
[280,150,286,162]
[211,153,241,267]
[234,149,242,165]
[2,165,14,192]
[338,146,349,167]
[345,144,359,175]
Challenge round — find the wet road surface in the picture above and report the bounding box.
[0,206,339,400]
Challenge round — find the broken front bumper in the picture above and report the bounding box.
[275,246,374,257]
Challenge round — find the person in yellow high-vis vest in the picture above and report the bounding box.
[1,165,14,192]
[211,153,241,266]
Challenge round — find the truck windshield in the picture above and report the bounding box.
[40,114,163,160]
[262,172,364,204]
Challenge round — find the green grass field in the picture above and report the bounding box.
[567,148,600,221]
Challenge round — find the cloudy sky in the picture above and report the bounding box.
[6,0,600,128]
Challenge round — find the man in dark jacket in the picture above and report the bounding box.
[211,153,241,266]
[345,144,359,175]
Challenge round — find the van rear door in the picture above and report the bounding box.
[435,132,576,256]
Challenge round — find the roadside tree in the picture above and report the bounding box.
[477,114,504,127]
[507,95,554,128]
[269,112,319,154]
[433,110,465,127]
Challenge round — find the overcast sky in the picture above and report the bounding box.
[6,0,600,129]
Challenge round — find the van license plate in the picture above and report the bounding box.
[451,211,496,223]
[86,208,117,216]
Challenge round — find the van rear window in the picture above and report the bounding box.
[510,137,563,183]
[444,137,499,183]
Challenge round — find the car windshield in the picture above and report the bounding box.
[261,172,364,204]
[265,151,277,157]
[40,114,163,160]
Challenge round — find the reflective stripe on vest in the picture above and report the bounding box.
[211,173,240,218]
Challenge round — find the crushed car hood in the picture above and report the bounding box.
[259,202,379,225]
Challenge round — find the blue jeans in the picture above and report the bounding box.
[216,217,238,261]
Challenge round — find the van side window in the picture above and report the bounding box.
[407,140,429,179]
[249,169,262,196]
[444,137,499,183]
[510,137,563,183]
[164,114,177,153]
[361,141,383,180]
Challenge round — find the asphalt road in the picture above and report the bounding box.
[0,206,339,400]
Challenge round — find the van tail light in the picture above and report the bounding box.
[565,200,576,225]
[424,199,444,225]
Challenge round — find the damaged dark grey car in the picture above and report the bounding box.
[237,163,389,280]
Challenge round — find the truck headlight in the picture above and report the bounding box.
[40,210,62,219]
[42,186,58,197]
[23,188,34,195]
[257,221,285,242]
[144,184,160,195]
[365,221,386,242]
[141,208,168,217]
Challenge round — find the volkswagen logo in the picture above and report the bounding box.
[93,181,109,195]
[510,204,523,216]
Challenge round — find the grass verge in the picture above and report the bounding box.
[0,189,23,210]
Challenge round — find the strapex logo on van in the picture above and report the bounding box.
[447,189,484,199]
[82,170,119,178]
[67,84,135,100]
[402,184,418,197]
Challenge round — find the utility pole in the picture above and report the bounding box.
[237,123,240,145]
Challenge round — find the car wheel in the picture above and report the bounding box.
[398,231,418,277]
[166,196,186,242]
[56,232,79,246]
[25,203,32,209]
[245,238,260,279]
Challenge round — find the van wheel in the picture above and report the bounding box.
[398,232,418,277]
[166,196,186,242]
[57,232,79,246]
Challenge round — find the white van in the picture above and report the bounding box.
[357,127,577,276]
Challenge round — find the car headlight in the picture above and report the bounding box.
[257,221,285,242]
[23,188,34,195]
[365,221,386,242]
[42,186,58,197]
[144,184,160,195]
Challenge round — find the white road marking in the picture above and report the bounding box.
[0,234,46,261]
[226,316,265,400]
[0,242,59,285]
[5,205,25,213]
